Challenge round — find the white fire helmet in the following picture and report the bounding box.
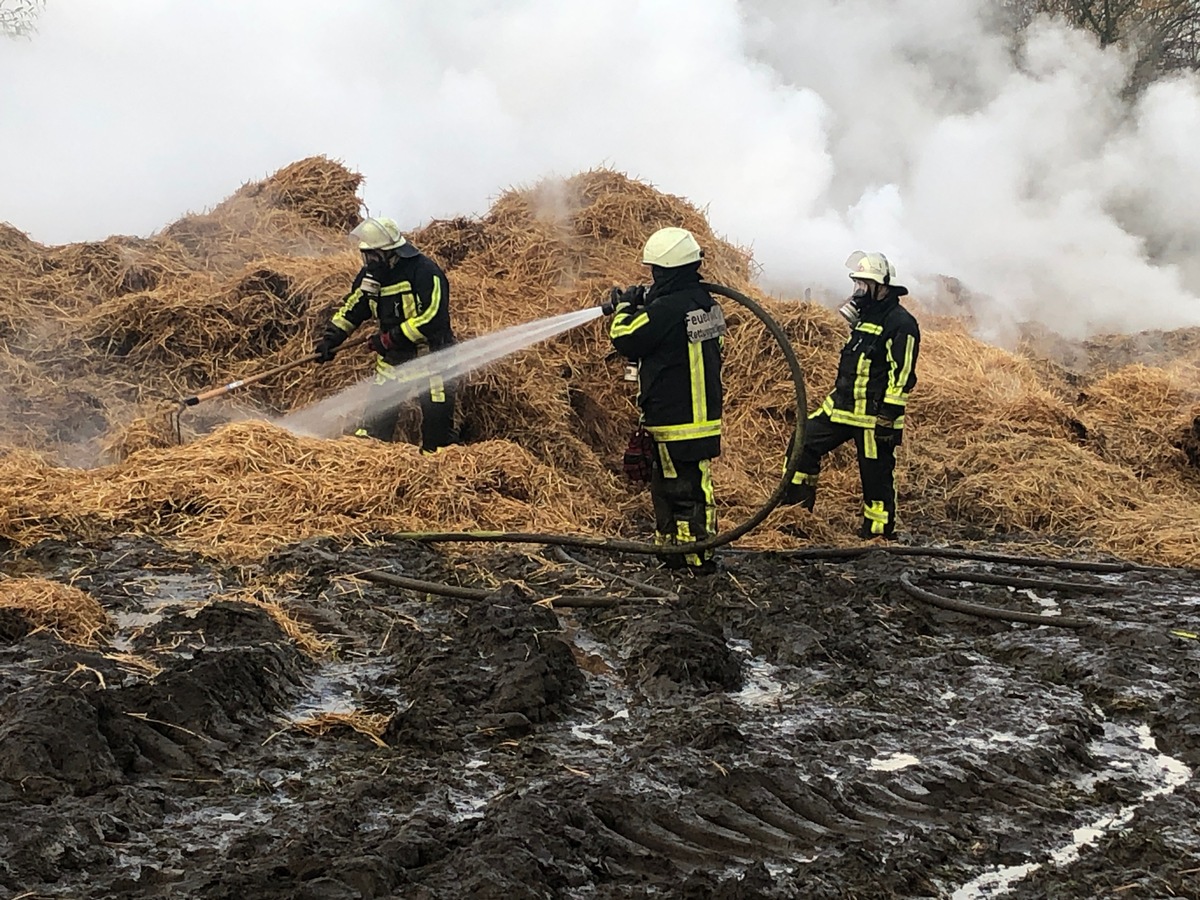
[642,227,703,268]
[350,217,408,251]
[846,250,896,285]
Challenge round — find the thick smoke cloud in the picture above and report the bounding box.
[1,0,1197,339]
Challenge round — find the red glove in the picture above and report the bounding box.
[367,331,396,354]
[622,427,654,483]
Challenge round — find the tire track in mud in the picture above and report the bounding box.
[0,538,1197,898]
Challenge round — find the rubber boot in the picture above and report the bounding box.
[781,482,816,511]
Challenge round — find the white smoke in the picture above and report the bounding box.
[1,0,1198,339]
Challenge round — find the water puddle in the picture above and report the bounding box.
[108,572,218,650]
[869,752,921,772]
[729,638,792,708]
[951,721,1191,899]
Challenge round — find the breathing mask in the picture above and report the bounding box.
[362,249,391,279]
[839,279,876,326]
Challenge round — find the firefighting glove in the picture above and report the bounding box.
[622,427,654,483]
[313,332,343,364]
[602,285,647,316]
[619,284,647,308]
[874,419,901,447]
[367,331,397,355]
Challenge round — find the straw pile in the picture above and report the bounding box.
[3,157,1200,566]
[0,577,108,645]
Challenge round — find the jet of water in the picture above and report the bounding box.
[275,305,604,439]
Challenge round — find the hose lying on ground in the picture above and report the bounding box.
[551,547,678,601]
[728,544,1187,574]
[924,568,1127,595]
[898,571,1095,630]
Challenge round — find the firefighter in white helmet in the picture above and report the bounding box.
[782,250,920,539]
[313,216,458,452]
[606,227,725,574]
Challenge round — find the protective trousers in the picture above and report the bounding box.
[786,412,898,538]
[358,354,457,452]
[650,441,716,568]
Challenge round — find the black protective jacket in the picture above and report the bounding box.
[324,246,454,364]
[819,286,920,428]
[609,264,724,461]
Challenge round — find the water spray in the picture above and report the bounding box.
[171,334,370,443]
[275,307,604,439]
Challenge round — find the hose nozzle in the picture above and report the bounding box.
[600,286,622,316]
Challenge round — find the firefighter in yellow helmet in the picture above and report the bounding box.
[607,227,725,575]
[782,251,920,539]
[313,216,458,452]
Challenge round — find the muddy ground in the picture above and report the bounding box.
[1,530,1199,900]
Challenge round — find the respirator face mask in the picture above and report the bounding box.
[362,250,391,278]
[838,280,874,326]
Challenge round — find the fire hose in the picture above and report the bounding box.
[383,282,809,558]
[249,287,1198,639]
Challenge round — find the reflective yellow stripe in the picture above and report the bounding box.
[656,441,676,478]
[864,500,888,534]
[410,276,440,338]
[609,310,650,338]
[331,288,365,333]
[885,333,916,405]
[374,358,433,382]
[864,429,877,459]
[689,341,706,425]
[700,459,716,537]
[828,409,877,427]
[856,322,883,335]
[429,375,445,403]
[644,421,721,442]
[677,522,702,566]
[852,353,871,418]
[380,281,412,296]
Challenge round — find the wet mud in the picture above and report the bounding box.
[1,536,1199,899]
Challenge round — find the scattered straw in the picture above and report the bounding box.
[209,587,334,657]
[0,577,108,645]
[290,710,392,747]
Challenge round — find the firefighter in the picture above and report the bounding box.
[607,227,725,575]
[313,216,457,453]
[782,250,920,539]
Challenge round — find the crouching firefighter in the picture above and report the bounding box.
[606,227,725,575]
[313,216,458,453]
[782,250,920,539]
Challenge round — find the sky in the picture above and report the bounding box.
[2,0,1199,340]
